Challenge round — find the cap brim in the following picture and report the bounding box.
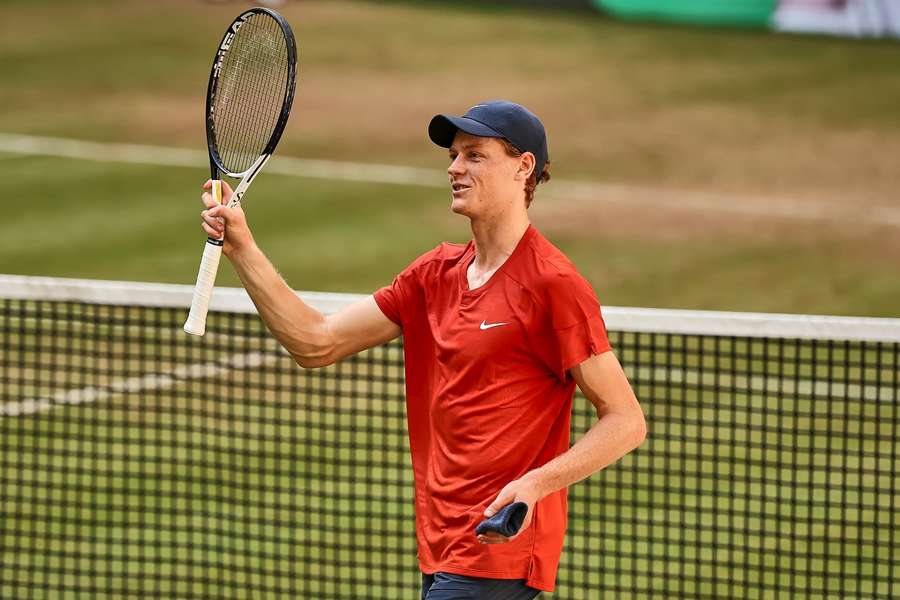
[428,115,504,148]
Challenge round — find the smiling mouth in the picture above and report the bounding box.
[451,183,471,193]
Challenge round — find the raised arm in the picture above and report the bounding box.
[200,180,401,368]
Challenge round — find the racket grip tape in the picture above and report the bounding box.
[183,239,224,336]
[183,180,224,337]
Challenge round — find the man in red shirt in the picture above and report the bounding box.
[200,100,646,599]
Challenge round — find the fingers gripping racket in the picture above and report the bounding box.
[184,7,297,336]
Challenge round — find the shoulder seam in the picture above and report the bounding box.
[499,240,546,310]
[405,241,469,272]
[500,237,581,312]
[529,237,573,275]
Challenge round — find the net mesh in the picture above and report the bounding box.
[0,284,898,599]
[210,12,291,175]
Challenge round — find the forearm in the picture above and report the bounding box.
[528,410,646,498]
[228,243,333,367]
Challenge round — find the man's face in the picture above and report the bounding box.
[447,132,528,219]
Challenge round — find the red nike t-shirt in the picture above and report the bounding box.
[373,224,612,592]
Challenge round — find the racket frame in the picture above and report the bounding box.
[183,8,297,337]
[206,7,297,180]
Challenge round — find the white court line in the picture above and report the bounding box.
[0,132,446,188]
[0,349,281,420]
[1,132,899,227]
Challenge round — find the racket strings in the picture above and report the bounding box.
[212,14,290,175]
[229,22,278,165]
[242,25,288,164]
[218,18,285,171]
[218,18,285,167]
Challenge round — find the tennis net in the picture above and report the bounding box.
[1,274,898,599]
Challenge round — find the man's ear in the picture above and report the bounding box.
[516,152,536,181]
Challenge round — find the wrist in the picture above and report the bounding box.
[522,468,555,500]
[224,237,258,260]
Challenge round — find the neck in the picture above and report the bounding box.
[470,208,531,270]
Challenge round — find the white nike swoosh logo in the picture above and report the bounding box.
[480,320,508,330]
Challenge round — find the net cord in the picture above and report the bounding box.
[2,273,898,342]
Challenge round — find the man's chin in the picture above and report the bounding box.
[450,197,473,217]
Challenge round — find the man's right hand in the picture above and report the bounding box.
[200,179,255,257]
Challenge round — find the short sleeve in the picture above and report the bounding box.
[536,272,612,380]
[374,275,412,327]
[373,255,429,326]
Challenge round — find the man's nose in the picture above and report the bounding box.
[448,155,464,176]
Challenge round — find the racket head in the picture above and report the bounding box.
[206,7,297,178]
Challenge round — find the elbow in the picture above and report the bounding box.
[630,407,648,450]
[291,350,336,369]
[286,324,338,369]
[632,414,648,449]
[293,356,329,369]
[289,337,338,369]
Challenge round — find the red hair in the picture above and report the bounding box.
[499,139,551,208]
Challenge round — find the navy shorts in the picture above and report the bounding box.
[421,572,541,600]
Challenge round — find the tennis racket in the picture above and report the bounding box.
[184,7,297,336]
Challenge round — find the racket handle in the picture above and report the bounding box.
[184,180,224,337]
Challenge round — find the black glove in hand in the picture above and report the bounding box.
[474,502,528,537]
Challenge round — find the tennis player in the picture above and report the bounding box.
[200,100,646,599]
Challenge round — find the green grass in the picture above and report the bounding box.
[2,153,898,316]
[0,155,458,291]
[1,0,899,316]
[3,0,899,186]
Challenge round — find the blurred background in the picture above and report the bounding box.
[1,0,898,316]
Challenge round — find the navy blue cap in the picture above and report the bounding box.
[428,100,549,180]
